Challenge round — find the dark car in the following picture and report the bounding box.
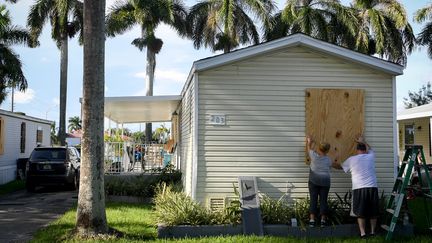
[26,146,80,192]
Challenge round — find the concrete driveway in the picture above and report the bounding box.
[0,187,77,243]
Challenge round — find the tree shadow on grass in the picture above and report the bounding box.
[108,221,157,241]
[106,202,154,210]
[32,222,75,242]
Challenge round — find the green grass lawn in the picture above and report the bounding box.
[0,180,25,196]
[31,202,431,243]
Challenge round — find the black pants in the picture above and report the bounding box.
[309,181,330,216]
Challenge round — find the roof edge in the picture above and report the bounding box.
[0,109,53,125]
[193,33,404,75]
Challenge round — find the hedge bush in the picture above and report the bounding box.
[104,165,181,198]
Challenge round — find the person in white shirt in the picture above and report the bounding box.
[335,136,379,239]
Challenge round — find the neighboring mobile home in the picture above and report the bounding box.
[66,130,82,146]
[397,103,432,164]
[104,34,404,207]
[0,109,52,184]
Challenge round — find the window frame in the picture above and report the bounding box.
[404,124,415,146]
[20,122,26,153]
[0,117,4,155]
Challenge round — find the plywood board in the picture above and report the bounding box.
[306,89,364,164]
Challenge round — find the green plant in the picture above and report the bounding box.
[154,183,242,226]
[291,194,351,228]
[154,183,214,226]
[104,168,182,198]
[260,194,294,224]
[213,183,242,225]
[293,197,310,228]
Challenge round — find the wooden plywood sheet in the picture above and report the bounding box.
[306,89,364,163]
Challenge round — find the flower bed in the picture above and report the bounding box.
[155,184,413,239]
[157,223,414,239]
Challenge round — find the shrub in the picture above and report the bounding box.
[104,166,181,197]
[154,183,214,226]
[293,195,352,227]
[154,183,242,226]
[260,194,294,224]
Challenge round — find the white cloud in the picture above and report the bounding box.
[134,68,187,83]
[52,98,60,106]
[14,89,35,104]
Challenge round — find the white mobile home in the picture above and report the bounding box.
[0,109,52,184]
[104,34,403,206]
[397,103,432,163]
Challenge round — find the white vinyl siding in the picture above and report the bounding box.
[0,113,51,184]
[398,118,431,163]
[196,46,395,203]
[180,77,195,196]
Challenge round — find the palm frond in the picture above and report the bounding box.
[368,8,387,55]
[27,0,53,46]
[0,44,28,91]
[167,0,188,38]
[414,5,432,23]
[263,12,290,41]
[106,1,136,37]
[417,21,432,59]
[234,5,259,46]
[379,0,407,29]
[1,24,30,45]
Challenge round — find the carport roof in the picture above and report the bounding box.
[397,103,432,121]
[104,95,181,124]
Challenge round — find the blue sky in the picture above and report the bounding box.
[2,0,432,132]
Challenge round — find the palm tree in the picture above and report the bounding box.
[68,116,82,132]
[351,0,414,65]
[187,0,276,53]
[415,3,432,59]
[50,121,58,145]
[106,0,188,142]
[153,123,170,143]
[276,0,356,43]
[76,0,108,236]
[27,0,83,146]
[0,4,29,105]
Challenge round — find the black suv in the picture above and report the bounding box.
[26,147,80,192]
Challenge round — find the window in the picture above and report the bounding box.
[0,117,4,155]
[404,124,415,145]
[36,127,43,144]
[20,122,26,153]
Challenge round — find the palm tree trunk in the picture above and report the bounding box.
[145,45,155,142]
[76,0,108,236]
[58,34,68,146]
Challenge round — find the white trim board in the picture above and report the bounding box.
[191,73,199,200]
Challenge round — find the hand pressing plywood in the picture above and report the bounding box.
[305,89,364,164]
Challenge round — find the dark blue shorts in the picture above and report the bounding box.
[351,187,379,218]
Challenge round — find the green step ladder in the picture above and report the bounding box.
[381,145,432,240]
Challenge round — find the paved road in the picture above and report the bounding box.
[0,187,77,243]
